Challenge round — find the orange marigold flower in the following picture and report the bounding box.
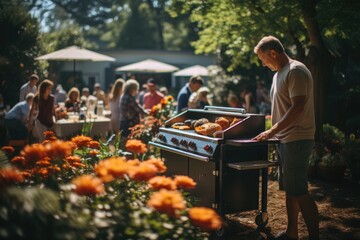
[36,167,49,177]
[129,162,158,182]
[71,135,93,148]
[66,155,81,163]
[126,159,141,166]
[166,95,174,102]
[21,143,47,166]
[160,98,168,105]
[43,131,56,140]
[89,150,99,156]
[125,139,147,154]
[147,189,185,217]
[11,156,25,165]
[45,140,73,160]
[48,166,61,173]
[149,108,158,115]
[0,167,24,185]
[71,162,85,168]
[42,140,52,145]
[145,158,167,173]
[188,207,222,231]
[95,157,128,181]
[148,176,176,190]
[107,160,129,179]
[36,159,51,167]
[1,146,15,154]
[88,141,100,149]
[174,175,197,190]
[72,175,105,196]
[21,171,31,178]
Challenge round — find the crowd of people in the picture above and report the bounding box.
[1,70,272,144]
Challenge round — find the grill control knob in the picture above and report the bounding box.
[180,139,188,147]
[188,141,197,150]
[171,137,179,145]
[157,134,166,142]
[203,144,213,153]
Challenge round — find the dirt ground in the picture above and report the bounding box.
[216,173,360,240]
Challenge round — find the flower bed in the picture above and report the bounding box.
[0,131,222,240]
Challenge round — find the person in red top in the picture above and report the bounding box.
[143,78,164,110]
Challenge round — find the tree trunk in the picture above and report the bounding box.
[301,0,333,143]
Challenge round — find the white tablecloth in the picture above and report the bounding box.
[55,117,111,138]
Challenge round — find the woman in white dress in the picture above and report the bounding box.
[109,78,125,133]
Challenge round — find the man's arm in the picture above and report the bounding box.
[253,95,306,140]
[19,86,25,102]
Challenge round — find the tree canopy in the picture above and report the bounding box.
[27,0,197,50]
[0,1,42,107]
[168,0,360,135]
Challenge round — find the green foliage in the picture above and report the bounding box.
[27,0,198,51]
[322,123,345,154]
[318,153,345,167]
[0,1,42,106]
[117,1,159,49]
[344,134,360,181]
[310,124,347,167]
[168,0,301,71]
[0,187,92,240]
[81,121,93,136]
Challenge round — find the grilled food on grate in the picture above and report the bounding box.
[195,122,222,137]
[171,122,185,129]
[215,117,230,130]
[193,118,210,128]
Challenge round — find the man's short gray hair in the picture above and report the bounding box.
[254,36,285,54]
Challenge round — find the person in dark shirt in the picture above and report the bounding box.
[176,75,204,113]
[5,93,34,140]
[119,79,148,137]
[29,80,55,142]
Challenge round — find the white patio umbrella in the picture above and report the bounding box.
[35,46,115,79]
[115,59,179,73]
[173,65,209,77]
[171,65,209,89]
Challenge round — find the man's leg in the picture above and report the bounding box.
[285,195,300,239]
[298,194,319,240]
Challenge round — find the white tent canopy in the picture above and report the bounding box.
[36,46,115,83]
[115,59,179,73]
[36,46,116,62]
[173,65,208,77]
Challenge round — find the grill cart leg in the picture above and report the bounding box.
[255,167,269,228]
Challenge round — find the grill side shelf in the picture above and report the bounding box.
[228,160,279,171]
[226,139,280,146]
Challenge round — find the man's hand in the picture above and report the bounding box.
[252,129,275,141]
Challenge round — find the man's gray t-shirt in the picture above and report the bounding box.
[270,60,315,143]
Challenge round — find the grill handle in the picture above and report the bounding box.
[149,141,210,162]
[203,105,246,114]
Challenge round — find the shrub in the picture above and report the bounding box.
[344,134,360,181]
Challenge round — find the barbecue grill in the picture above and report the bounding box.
[149,106,278,229]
